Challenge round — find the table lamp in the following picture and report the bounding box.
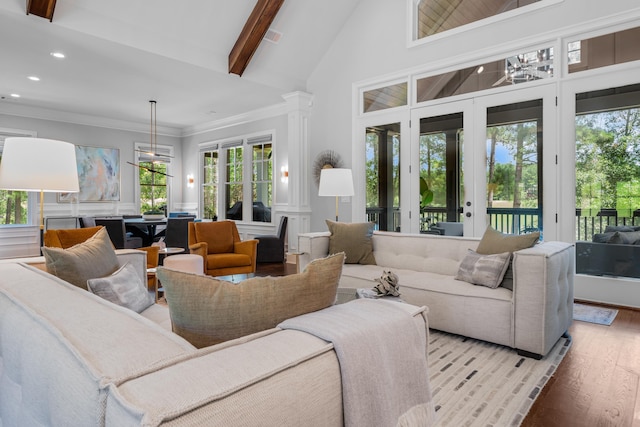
[318,168,354,221]
[0,137,79,248]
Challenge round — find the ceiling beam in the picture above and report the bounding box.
[26,0,57,21]
[229,0,285,76]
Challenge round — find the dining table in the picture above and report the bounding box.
[124,217,167,246]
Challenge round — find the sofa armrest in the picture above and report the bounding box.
[298,232,330,272]
[512,241,575,357]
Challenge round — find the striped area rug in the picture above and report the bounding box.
[428,330,571,427]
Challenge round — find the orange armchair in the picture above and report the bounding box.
[188,220,258,277]
[43,226,103,249]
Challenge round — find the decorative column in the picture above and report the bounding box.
[281,91,313,253]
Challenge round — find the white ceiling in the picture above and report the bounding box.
[0,0,360,133]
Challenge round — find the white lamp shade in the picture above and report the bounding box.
[318,168,354,197]
[0,138,79,192]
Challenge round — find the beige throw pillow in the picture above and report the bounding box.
[156,252,345,348]
[87,262,153,313]
[456,250,511,289]
[42,227,120,290]
[475,226,540,291]
[326,220,376,265]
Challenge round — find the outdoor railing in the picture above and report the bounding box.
[366,206,640,239]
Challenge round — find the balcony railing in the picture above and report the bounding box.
[366,206,640,239]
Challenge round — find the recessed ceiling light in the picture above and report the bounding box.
[50,52,65,59]
[28,76,40,81]
[10,94,20,98]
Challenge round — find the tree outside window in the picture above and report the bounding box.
[202,150,219,220]
[0,153,28,224]
[252,142,272,223]
[225,146,243,221]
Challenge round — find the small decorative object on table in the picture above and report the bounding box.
[373,270,400,297]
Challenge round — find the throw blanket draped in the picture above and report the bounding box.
[278,299,435,427]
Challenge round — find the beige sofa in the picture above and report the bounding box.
[299,231,575,359]
[0,250,429,426]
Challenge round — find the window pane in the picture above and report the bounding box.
[418,112,464,230]
[575,84,640,279]
[0,190,28,224]
[202,151,218,220]
[486,100,542,234]
[139,161,167,214]
[363,83,407,113]
[0,152,29,224]
[365,123,401,231]
[568,26,640,74]
[416,0,540,39]
[251,143,272,223]
[226,147,243,220]
[417,48,553,102]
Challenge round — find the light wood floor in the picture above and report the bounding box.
[256,262,640,426]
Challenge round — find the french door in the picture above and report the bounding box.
[409,85,557,237]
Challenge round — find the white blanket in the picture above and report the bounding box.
[279,299,435,427]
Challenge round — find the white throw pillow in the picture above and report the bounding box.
[87,262,153,313]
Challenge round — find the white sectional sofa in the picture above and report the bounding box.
[0,250,430,426]
[299,231,575,359]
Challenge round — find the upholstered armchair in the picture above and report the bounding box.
[43,226,103,249]
[188,220,258,277]
[255,216,288,263]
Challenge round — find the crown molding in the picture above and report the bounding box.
[0,102,182,137]
[181,100,290,137]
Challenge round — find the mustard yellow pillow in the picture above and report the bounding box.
[156,252,345,348]
[326,220,376,265]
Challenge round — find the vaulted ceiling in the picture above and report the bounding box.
[0,1,360,132]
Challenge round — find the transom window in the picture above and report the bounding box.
[411,0,559,42]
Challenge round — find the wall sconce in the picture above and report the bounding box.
[187,173,195,188]
[280,166,289,183]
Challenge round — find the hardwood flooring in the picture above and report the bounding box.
[523,301,640,427]
[256,263,640,427]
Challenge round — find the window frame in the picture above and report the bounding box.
[133,141,174,215]
[0,128,38,227]
[407,0,564,48]
[199,131,275,225]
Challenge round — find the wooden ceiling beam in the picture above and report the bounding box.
[26,0,57,21]
[229,0,285,76]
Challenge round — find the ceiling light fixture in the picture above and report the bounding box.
[10,94,20,98]
[28,76,40,81]
[50,52,65,59]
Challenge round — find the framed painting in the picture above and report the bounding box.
[58,145,120,202]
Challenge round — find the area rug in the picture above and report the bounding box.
[428,330,571,427]
[573,302,618,325]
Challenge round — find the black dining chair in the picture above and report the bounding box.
[255,216,288,263]
[94,218,143,249]
[163,217,194,252]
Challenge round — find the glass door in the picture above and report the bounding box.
[411,85,556,237]
[411,100,475,235]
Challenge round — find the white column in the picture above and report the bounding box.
[281,91,313,252]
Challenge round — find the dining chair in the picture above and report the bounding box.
[255,216,288,263]
[94,218,143,249]
[163,217,194,252]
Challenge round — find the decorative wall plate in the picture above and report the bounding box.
[313,150,343,186]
